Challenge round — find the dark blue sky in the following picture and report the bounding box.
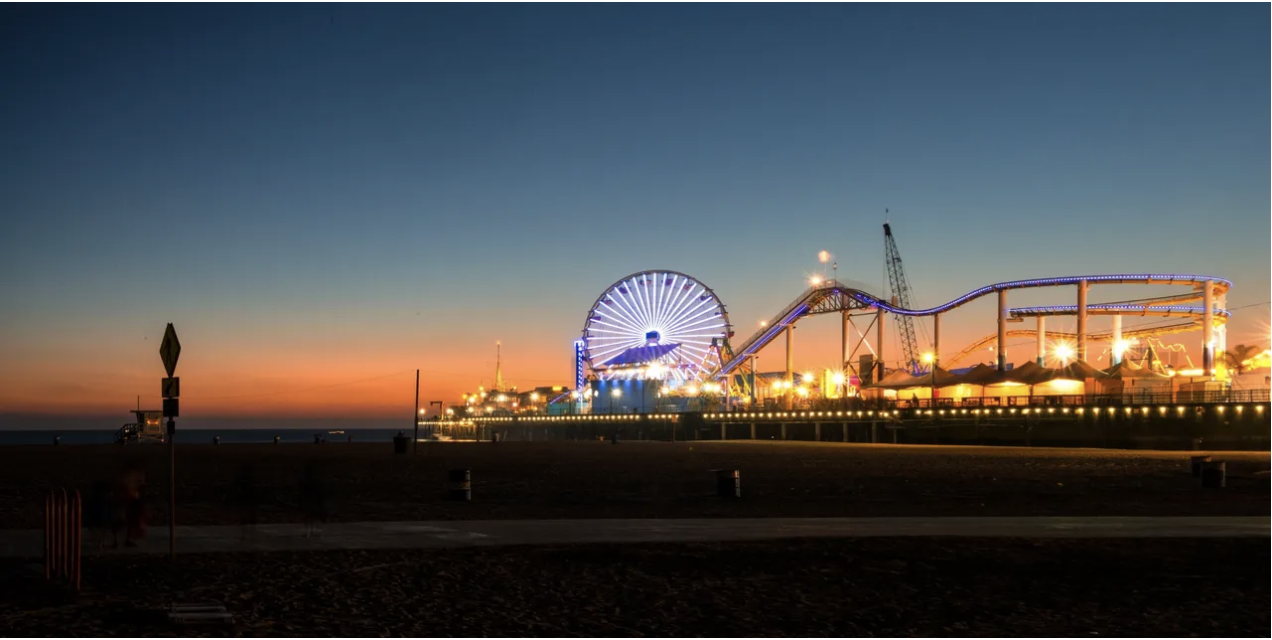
[1,4,1268,418]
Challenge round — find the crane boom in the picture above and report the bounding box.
[883,222,922,374]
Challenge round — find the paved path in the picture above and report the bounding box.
[3,516,1266,557]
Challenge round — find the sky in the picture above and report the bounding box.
[1,4,1268,428]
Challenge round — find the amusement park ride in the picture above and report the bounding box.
[573,224,1235,413]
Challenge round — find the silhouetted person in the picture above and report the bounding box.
[84,480,124,549]
[232,463,260,540]
[298,463,330,537]
[116,466,148,547]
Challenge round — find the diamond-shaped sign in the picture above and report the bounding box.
[159,323,181,378]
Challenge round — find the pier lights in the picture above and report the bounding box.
[922,352,936,407]
[610,387,621,414]
[1112,339,1130,358]
[1053,343,1075,366]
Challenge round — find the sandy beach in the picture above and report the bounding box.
[3,441,1267,529]
[1,537,1266,637]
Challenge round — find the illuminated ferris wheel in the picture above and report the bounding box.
[582,270,732,382]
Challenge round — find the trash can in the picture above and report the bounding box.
[1201,460,1226,488]
[1189,455,1211,477]
[448,469,472,501]
[393,431,409,454]
[716,469,741,498]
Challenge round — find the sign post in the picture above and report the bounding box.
[413,369,420,454]
[159,323,181,561]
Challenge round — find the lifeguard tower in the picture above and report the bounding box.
[115,409,166,444]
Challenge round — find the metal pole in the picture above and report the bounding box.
[841,310,849,375]
[876,306,886,382]
[932,314,940,401]
[785,325,794,410]
[742,353,753,407]
[997,290,1007,371]
[1111,315,1123,365]
[1036,316,1046,366]
[1077,280,1089,362]
[413,369,420,453]
[1203,280,1215,375]
[168,417,175,560]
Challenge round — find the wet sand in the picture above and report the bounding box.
[3,441,1267,528]
[1,537,1265,637]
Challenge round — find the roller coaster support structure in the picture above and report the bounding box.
[998,290,1007,371]
[1078,279,1089,362]
[1036,316,1046,366]
[877,306,885,381]
[1111,314,1123,365]
[1204,279,1214,375]
[785,326,794,410]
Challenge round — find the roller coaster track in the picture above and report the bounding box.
[944,323,1207,368]
[711,274,1230,379]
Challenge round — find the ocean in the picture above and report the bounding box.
[0,428,417,446]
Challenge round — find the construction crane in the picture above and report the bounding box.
[883,221,922,374]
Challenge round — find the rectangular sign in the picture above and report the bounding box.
[163,398,179,418]
[162,377,180,398]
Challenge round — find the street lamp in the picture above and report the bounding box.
[610,387,622,414]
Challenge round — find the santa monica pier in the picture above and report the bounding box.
[426,225,1270,450]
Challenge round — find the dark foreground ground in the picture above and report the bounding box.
[2,442,1268,528]
[2,538,1267,637]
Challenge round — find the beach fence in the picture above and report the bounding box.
[44,488,82,593]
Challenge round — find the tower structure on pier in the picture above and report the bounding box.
[494,341,504,392]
